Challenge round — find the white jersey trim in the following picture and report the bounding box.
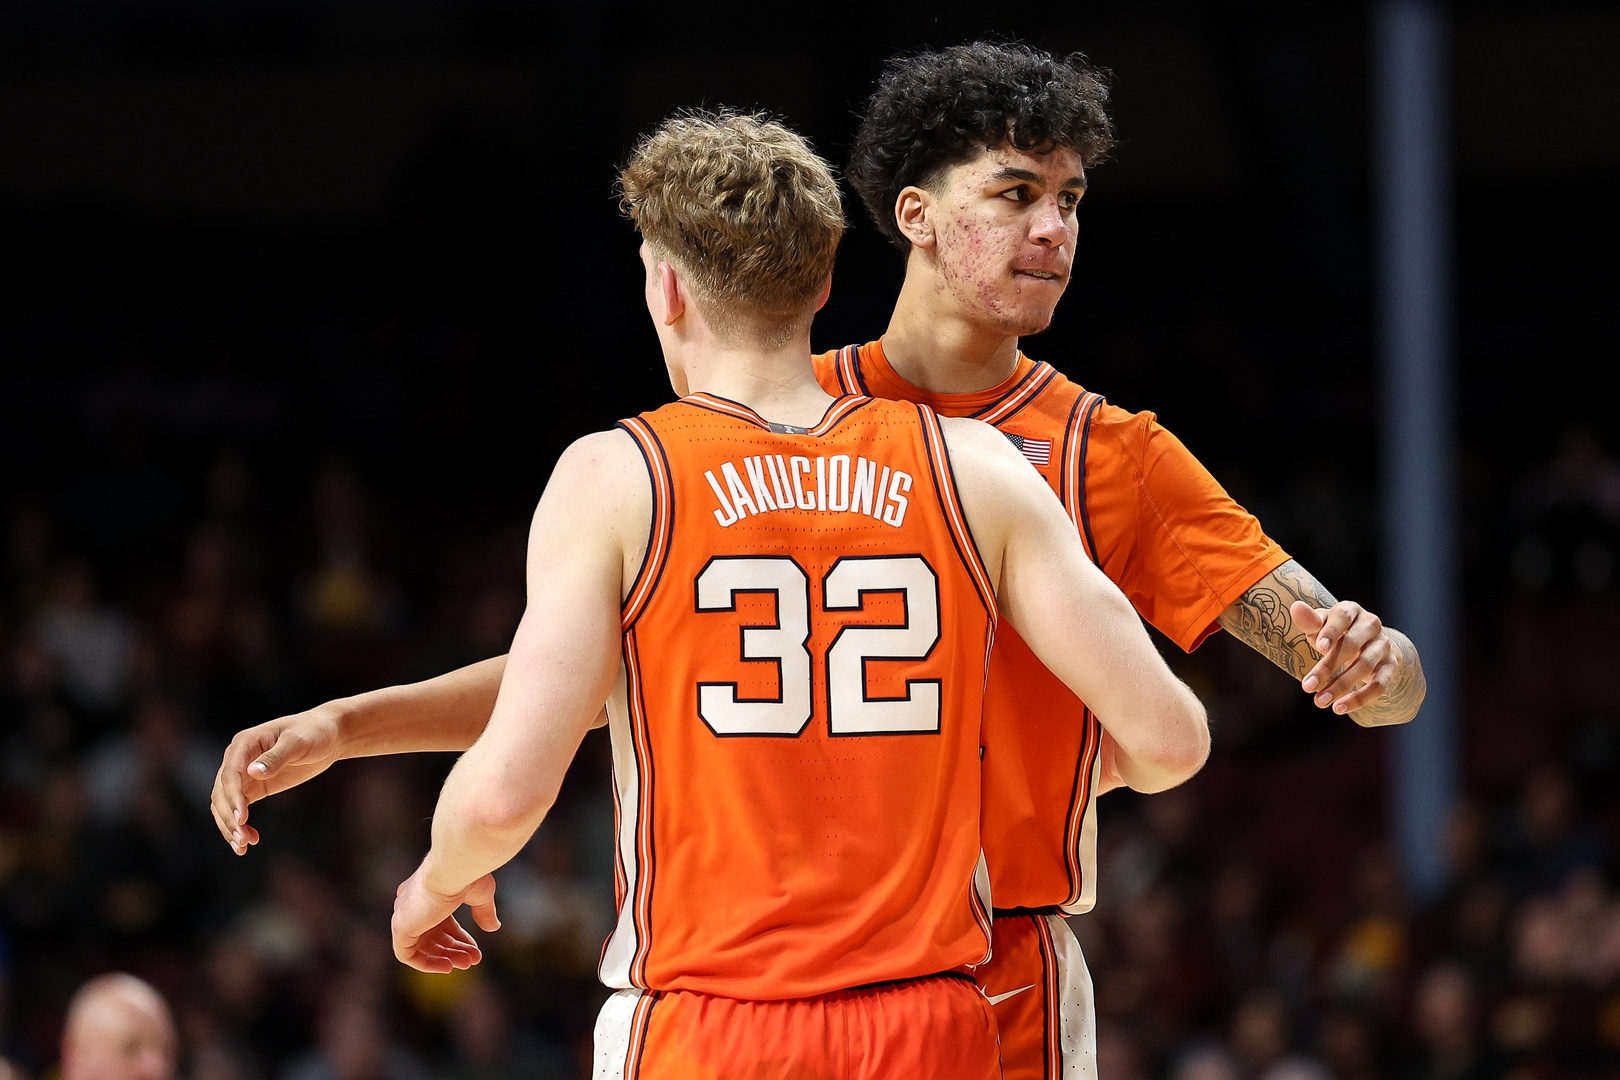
[598,663,641,988]
[1061,749,1103,915]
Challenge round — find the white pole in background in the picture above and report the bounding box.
[1373,0,1459,900]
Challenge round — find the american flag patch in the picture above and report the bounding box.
[1005,433,1052,467]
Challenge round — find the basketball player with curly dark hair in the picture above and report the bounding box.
[803,41,1427,1080]
[210,40,1427,1080]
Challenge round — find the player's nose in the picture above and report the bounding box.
[1029,198,1069,246]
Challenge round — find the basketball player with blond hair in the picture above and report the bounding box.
[383,109,1207,1076]
[213,41,1426,1080]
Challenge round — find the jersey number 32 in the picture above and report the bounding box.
[694,554,943,738]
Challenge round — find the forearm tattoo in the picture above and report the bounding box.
[1347,632,1426,725]
[1217,560,1334,679]
[1217,559,1426,725]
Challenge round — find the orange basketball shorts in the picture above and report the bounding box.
[974,913,1096,1080]
[592,973,1001,1079]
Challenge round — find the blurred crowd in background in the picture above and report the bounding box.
[3,3,1618,1078]
[1,411,1617,1079]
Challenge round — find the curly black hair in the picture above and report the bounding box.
[847,41,1114,250]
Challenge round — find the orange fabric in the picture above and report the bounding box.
[813,341,1289,911]
[629,976,1001,1079]
[975,916,1058,1080]
[602,393,995,999]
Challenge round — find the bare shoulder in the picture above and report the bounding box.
[531,428,650,536]
[937,415,1028,474]
[938,415,1050,508]
[554,427,644,476]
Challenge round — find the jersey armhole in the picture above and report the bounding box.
[915,405,999,624]
[834,344,864,396]
[615,417,675,631]
[1060,391,1105,563]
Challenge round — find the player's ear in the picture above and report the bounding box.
[658,260,685,326]
[812,274,833,313]
[895,186,934,250]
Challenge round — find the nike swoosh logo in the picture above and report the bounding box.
[984,983,1036,1006]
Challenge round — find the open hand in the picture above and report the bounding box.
[391,866,501,974]
[209,708,344,854]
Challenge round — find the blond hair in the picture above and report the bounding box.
[619,110,845,344]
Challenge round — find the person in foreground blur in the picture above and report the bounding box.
[59,972,179,1080]
[390,110,1206,1075]
[212,39,1424,1080]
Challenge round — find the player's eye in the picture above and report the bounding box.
[999,185,1030,202]
[1059,191,1082,211]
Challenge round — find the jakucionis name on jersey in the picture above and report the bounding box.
[703,453,913,529]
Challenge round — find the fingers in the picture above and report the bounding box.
[467,898,502,934]
[393,916,484,974]
[1298,603,1382,696]
[213,735,266,845]
[208,787,240,851]
[1340,657,1399,720]
[247,727,308,783]
[465,873,502,933]
[1311,601,1364,652]
[1308,637,1394,714]
[211,755,259,855]
[1288,600,1326,636]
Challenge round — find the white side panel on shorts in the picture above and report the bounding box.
[598,663,640,989]
[1046,915,1098,1080]
[592,988,644,1080]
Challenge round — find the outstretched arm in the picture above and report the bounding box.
[210,656,509,854]
[391,428,647,973]
[1217,559,1426,727]
[945,418,1209,793]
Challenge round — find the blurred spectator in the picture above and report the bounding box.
[1225,987,1334,1080]
[58,972,179,1080]
[1172,1042,1240,1080]
[1326,845,1408,1007]
[5,504,56,623]
[493,828,613,977]
[1206,858,1270,998]
[336,762,425,916]
[1510,423,1620,596]
[236,855,340,978]
[297,460,398,639]
[277,980,428,1080]
[1316,1008,1383,1080]
[0,638,76,798]
[81,694,216,827]
[31,560,135,718]
[1499,765,1606,898]
[1096,1020,1148,1080]
[441,978,568,1080]
[1407,962,1500,1080]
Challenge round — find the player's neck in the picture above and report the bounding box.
[883,279,1021,394]
[682,338,836,429]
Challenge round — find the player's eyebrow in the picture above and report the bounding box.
[990,167,1089,191]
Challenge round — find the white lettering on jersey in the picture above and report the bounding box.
[881,472,911,528]
[707,454,913,529]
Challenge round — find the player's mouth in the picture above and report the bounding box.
[1013,269,1066,283]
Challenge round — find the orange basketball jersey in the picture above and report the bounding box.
[816,341,1289,913]
[600,392,997,1000]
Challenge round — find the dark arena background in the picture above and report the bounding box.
[3,3,1619,1078]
